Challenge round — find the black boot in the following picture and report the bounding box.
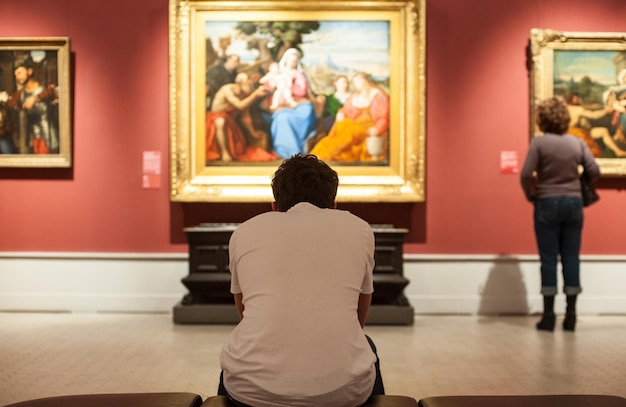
[563,295,577,331]
[536,312,556,331]
[536,295,555,331]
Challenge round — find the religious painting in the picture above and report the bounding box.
[169,0,426,202]
[0,38,72,168]
[529,28,626,176]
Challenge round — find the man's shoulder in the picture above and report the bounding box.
[331,208,370,224]
[230,212,277,243]
[236,211,279,229]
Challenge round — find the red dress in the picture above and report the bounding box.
[205,111,277,162]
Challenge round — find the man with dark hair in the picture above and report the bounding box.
[271,153,339,211]
[206,54,240,110]
[218,153,385,407]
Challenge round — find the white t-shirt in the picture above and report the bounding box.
[220,202,376,407]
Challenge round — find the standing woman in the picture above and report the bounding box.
[520,97,600,332]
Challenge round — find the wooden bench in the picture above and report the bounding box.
[2,392,203,407]
[200,395,419,406]
[417,395,626,407]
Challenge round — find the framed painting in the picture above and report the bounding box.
[529,28,626,176]
[0,37,72,168]
[168,0,426,202]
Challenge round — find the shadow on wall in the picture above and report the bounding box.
[478,255,529,315]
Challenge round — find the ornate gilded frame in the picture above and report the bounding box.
[168,0,426,202]
[529,28,626,176]
[0,37,72,168]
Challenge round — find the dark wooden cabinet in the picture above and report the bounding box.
[173,224,413,324]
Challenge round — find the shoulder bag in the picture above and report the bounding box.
[579,141,599,207]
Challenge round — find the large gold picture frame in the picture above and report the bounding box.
[529,28,626,176]
[0,37,72,168]
[169,0,426,202]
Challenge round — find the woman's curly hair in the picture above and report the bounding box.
[536,96,570,135]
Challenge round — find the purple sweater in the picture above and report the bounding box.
[520,133,600,201]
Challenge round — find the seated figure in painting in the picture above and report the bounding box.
[566,89,626,158]
[259,61,297,111]
[269,48,319,159]
[310,72,389,163]
[602,69,626,149]
[307,75,352,152]
[205,72,277,163]
[564,93,626,158]
[321,74,352,134]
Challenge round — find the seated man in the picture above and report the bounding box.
[218,154,385,407]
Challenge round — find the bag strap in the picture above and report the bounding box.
[579,139,586,170]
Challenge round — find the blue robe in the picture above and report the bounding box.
[271,102,317,158]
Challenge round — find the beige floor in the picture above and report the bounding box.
[0,313,625,405]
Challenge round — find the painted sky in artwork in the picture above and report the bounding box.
[205,21,390,79]
[554,50,619,85]
[300,21,390,79]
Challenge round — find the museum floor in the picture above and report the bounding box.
[1,313,625,405]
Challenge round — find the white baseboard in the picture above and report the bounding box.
[403,254,626,315]
[1,252,625,315]
[0,252,188,313]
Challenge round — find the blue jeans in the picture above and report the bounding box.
[534,197,584,296]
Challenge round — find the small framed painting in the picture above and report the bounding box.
[529,28,626,176]
[0,37,72,168]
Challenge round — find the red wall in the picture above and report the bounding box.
[1,0,625,255]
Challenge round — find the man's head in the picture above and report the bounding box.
[224,54,240,72]
[13,58,35,86]
[566,92,581,106]
[271,154,339,212]
[234,72,253,94]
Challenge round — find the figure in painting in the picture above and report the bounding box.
[321,74,352,133]
[269,48,319,159]
[307,74,353,152]
[564,93,626,158]
[202,20,394,166]
[5,57,58,154]
[602,68,626,147]
[206,72,277,163]
[310,72,389,163]
[259,61,297,111]
[0,96,17,154]
[206,54,240,111]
